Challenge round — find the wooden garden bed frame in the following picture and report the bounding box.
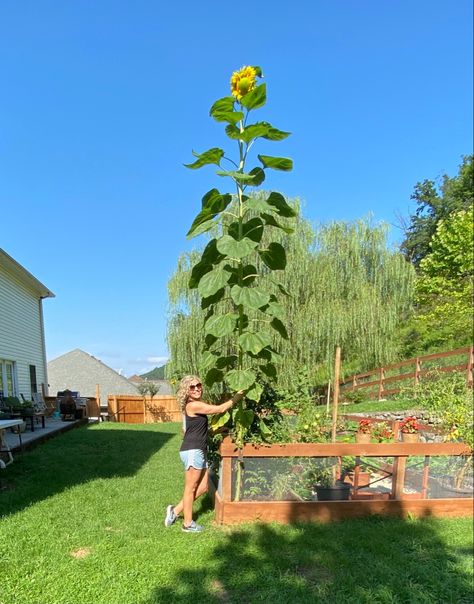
[211,439,473,524]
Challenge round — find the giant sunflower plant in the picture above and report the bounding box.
[185,66,295,488]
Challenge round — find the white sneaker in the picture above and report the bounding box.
[164,505,176,527]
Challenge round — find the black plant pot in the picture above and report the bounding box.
[315,481,351,501]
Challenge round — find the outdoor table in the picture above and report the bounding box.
[0,419,23,468]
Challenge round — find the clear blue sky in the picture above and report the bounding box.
[1,1,472,377]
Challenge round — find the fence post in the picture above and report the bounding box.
[378,367,385,400]
[467,346,473,387]
[415,358,421,386]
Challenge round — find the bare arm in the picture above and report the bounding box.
[186,391,244,416]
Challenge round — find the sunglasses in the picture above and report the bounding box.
[189,383,202,391]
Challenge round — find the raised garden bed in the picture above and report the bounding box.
[210,438,473,524]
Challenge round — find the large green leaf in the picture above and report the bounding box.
[266,192,297,217]
[204,313,238,338]
[240,83,266,110]
[187,190,232,238]
[226,369,256,391]
[258,154,293,171]
[184,148,224,169]
[244,196,272,213]
[270,317,289,339]
[189,262,212,289]
[201,287,226,309]
[215,355,238,369]
[201,237,224,263]
[262,126,291,141]
[216,170,257,184]
[197,267,231,297]
[228,218,264,243]
[238,332,272,354]
[233,408,255,429]
[209,97,244,124]
[231,285,270,309]
[260,362,277,378]
[217,235,258,259]
[259,419,272,438]
[247,167,266,187]
[259,242,287,270]
[261,212,294,234]
[210,411,230,430]
[205,368,224,386]
[246,382,263,403]
[201,351,217,370]
[239,122,270,143]
[265,300,285,319]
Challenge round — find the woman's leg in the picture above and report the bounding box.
[175,467,204,526]
[172,468,208,517]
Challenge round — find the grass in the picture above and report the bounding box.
[0,422,472,604]
[341,397,421,414]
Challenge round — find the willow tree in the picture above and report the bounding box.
[168,212,415,390]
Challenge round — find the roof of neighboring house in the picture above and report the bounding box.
[128,374,142,383]
[0,248,55,298]
[47,349,140,400]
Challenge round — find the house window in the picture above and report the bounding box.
[29,365,37,395]
[0,360,17,396]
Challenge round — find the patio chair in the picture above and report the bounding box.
[57,390,77,421]
[32,393,55,417]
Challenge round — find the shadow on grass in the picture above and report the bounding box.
[0,423,173,517]
[143,516,473,604]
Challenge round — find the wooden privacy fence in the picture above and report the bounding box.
[340,346,473,401]
[107,395,180,423]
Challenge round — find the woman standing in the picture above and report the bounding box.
[164,375,244,533]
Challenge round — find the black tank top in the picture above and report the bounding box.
[180,407,208,452]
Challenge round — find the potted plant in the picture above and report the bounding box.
[355,419,372,443]
[313,466,351,501]
[399,416,420,442]
[372,422,395,443]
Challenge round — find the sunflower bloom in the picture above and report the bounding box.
[230,66,257,100]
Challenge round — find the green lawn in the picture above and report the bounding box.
[341,397,421,414]
[0,422,472,604]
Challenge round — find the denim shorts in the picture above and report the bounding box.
[179,448,208,470]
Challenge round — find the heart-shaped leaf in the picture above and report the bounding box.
[210,97,244,124]
[204,313,238,338]
[258,154,293,171]
[265,192,297,217]
[217,235,258,259]
[210,411,231,430]
[240,83,266,110]
[270,317,289,339]
[231,285,270,310]
[261,212,294,234]
[205,368,224,386]
[246,382,263,403]
[259,242,287,270]
[238,332,272,354]
[198,267,231,297]
[226,369,256,391]
[185,148,224,169]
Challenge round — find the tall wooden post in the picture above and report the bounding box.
[95,384,101,419]
[331,346,341,443]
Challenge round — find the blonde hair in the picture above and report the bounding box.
[176,375,202,411]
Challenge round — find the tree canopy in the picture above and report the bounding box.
[400,155,473,268]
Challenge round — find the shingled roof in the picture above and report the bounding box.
[47,349,139,402]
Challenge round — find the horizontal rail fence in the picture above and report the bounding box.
[340,346,473,401]
[107,394,180,423]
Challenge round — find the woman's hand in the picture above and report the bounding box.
[232,390,245,404]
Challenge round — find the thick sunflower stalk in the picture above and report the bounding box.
[184,66,295,498]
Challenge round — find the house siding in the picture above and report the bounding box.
[0,263,48,397]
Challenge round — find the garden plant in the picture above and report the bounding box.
[184,66,296,496]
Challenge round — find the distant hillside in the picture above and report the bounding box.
[140,365,166,380]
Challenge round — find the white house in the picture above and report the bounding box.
[0,249,54,399]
